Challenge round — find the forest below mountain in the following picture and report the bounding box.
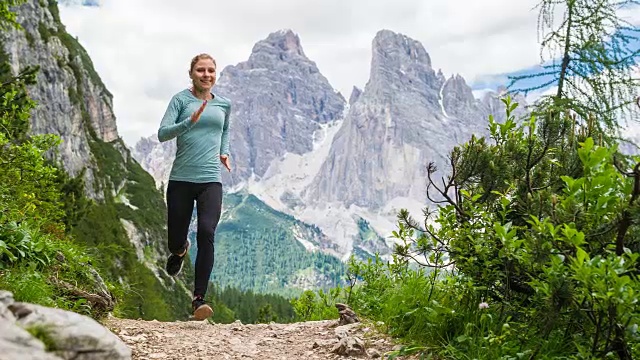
[1,0,639,359]
[198,192,346,298]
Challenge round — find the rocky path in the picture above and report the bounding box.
[105,316,414,360]
[2,291,419,360]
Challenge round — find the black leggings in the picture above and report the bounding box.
[166,180,222,297]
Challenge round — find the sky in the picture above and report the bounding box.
[57,0,640,146]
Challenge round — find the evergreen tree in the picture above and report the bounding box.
[509,0,640,138]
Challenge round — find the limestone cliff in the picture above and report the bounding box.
[303,30,525,210]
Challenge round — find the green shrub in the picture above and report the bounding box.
[339,98,640,359]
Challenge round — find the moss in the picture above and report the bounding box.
[24,29,35,47]
[46,0,60,25]
[0,39,11,84]
[25,324,58,352]
[37,22,51,42]
[55,56,64,69]
[67,86,79,106]
[65,59,84,105]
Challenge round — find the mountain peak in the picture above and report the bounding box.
[250,29,306,59]
[363,29,440,96]
[349,86,362,105]
[371,29,431,68]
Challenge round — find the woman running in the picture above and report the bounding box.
[157,53,232,320]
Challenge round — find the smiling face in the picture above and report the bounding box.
[189,54,217,92]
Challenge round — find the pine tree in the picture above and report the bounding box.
[509,0,640,138]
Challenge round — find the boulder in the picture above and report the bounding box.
[0,291,130,360]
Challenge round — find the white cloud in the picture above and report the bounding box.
[57,0,640,145]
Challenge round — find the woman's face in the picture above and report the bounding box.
[190,58,216,91]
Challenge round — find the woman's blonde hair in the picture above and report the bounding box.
[189,53,216,73]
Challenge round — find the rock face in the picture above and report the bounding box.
[0,291,131,360]
[131,135,175,191]
[303,30,508,210]
[2,0,118,199]
[213,29,345,185]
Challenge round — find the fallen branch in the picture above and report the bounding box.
[49,276,115,312]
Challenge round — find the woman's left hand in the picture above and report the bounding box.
[220,155,232,172]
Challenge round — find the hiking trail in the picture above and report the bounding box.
[104,311,417,360]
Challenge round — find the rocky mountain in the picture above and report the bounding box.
[2,0,193,320]
[135,29,346,188]
[217,29,346,186]
[132,29,526,262]
[304,30,523,211]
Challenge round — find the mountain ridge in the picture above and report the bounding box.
[132,28,527,264]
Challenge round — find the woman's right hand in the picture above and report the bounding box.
[191,100,207,123]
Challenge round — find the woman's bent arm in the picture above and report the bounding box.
[158,96,193,142]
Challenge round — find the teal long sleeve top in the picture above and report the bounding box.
[158,89,231,183]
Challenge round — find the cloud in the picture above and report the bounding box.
[57,0,639,145]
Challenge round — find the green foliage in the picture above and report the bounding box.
[0,134,64,225]
[290,288,341,321]
[53,166,90,231]
[338,3,640,357]
[353,217,391,260]
[0,40,111,319]
[87,136,127,189]
[69,136,196,321]
[37,21,52,43]
[0,66,65,228]
[0,63,38,140]
[70,198,191,321]
[337,98,640,359]
[257,304,277,323]
[0,0,25,30]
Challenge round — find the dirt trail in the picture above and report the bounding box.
[105,316,417,360]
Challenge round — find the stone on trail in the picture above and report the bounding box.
[0,291,131,360]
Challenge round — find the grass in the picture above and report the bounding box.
[0,221,105,318]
